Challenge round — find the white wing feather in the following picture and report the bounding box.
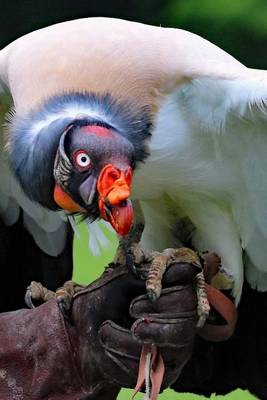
[184,76,267,293]
[0,90,68,256]
[135,72,267,301]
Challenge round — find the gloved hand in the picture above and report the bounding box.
[69,260,199,399]
[0,261,199,400]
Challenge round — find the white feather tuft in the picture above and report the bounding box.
[67,214,80,239]
[86,220,111,256]
[99,219,116,234]
[30,105,106,136]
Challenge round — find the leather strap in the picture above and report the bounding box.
[198,283,238,342]
[132,284,237,399]
[132,345,165,400]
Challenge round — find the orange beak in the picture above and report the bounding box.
[97,164,133,236]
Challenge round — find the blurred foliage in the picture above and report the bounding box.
[0,0,166,47]
[1,0,267,68]
[162,0,267,68]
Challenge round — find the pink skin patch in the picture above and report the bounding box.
[80,125,115,137]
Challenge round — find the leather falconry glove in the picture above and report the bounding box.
[0,259,199,400]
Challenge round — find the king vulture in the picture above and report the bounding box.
[1,17,267,309]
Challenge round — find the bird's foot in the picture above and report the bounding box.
[146,248,223,327]
[114,241,153,279]
[146,247,202,302]
[195,271,210,328]
[196,251,235,327]
[54,281,79,322]
[25,280,84,322]
[25,281,56,308]
[200,251,234,291]
[146,249,173,302]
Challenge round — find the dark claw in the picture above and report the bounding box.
[58,299,73,325]
[147,288,159,303]
[126,251,138,276]
[25,287,35,309]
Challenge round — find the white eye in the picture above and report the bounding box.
[74,151,91,170]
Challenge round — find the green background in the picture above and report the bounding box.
[72,223,254,400]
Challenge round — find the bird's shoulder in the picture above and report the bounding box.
[0,17,247,112]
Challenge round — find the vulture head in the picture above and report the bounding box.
[8,92,151,236]
[53,121,135,235]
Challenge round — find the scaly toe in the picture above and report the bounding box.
[25,281,56,308]
[195,271,211,328]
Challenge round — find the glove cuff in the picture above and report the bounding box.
[0,300,85,399]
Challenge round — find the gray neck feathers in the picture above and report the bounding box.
[8,117,73,209]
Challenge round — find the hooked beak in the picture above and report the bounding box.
[97,164,133,236]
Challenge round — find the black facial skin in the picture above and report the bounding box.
[63,123,136,222]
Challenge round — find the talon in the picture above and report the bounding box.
[124,243,153,279]
[57,299,73,324]
[146,253,168,301]
[197,313,208,329]
[147,288,159,303]
[126,251,137,276]
[54,281,79,323]
[25,286,35,309]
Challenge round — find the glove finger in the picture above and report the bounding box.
[131,315,196,348]
[163,261,200,286]
[131,312,196,388]
[131,314,196,387]
[130,286,197,319]
[99,320,141,359]
[98,320,141,387]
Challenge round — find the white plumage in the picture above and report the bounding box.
[1,17,267,303]
[135,76,267,302]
